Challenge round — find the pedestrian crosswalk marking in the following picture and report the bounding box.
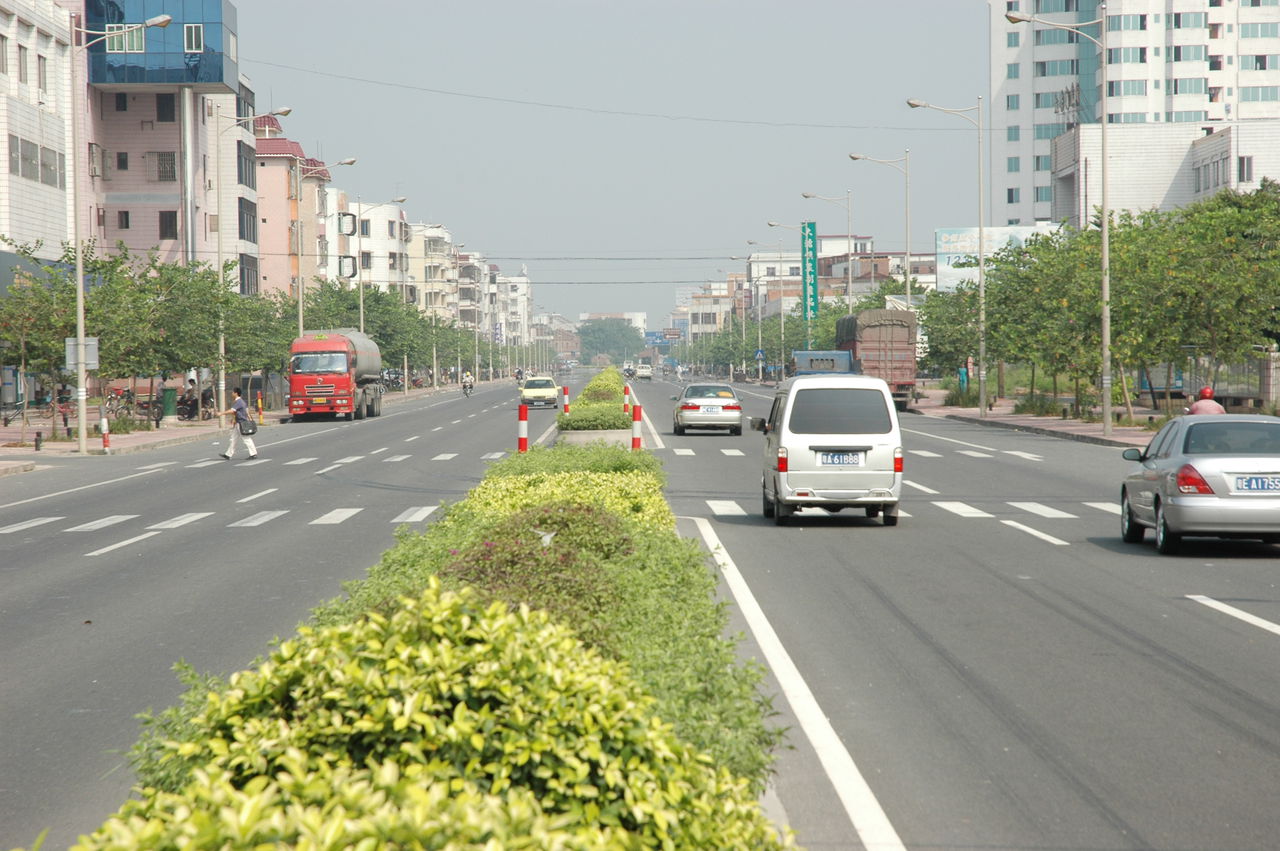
[1,517,66,534]
[956,450,993,458]
[432,426,443,432]
[1007,502,1077,519]
[405,435,421,441]
[314,464,341,475]
[432,453,458,461]
[1002,520,1069,546]
[187,460,223,468]
[371,447,388,455]
[311,508,363,525]
[481,452,506,460]
[239,459,269,466]
[933,501,993,518]
[1003,450,1044,462]
[86,531,160,557]
[904,480,939,494]
[383,454,411,463]
[673,448,695,456]
[148,512,214,530]
[229,510,289,528]
[238,489,278,503]
[1085,502,1121,515]
[137,462,178,470]
[908,450,943,458]
[721,449,745,456]
[391,506,438,523]
[65,515,139,532]
[707,500,746,516]
[285,457,317,465]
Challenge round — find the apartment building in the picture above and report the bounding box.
[406,221,457,320]
[348,199,410,303]
[992,0,1280,225]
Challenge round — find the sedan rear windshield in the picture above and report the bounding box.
[685,386,736,399]
[787,388,891,434]
[1184,421,1280,454]
[524,379,556,389]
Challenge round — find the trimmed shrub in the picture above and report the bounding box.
[557,402,633,431]
[579,367,624,403]
[486,441,664,479]
[457,470,674,532]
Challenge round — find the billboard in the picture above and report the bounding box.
[934,223,1059,293]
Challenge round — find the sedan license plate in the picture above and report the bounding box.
[700,405,721,413]
[820,451,862,466]
[1236,475,1280,492]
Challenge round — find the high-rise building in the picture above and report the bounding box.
[992,0,1280,225]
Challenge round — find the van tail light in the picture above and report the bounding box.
[1176,464,1214,494]
[777,447,788,473]
[894,446,903,473]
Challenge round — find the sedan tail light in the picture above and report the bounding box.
[777,446,788,473]
[1176,464,1215,494]
[722,404,742,411]
[894,446,903,473]
[679,404,701,411]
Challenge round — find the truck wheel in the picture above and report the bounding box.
[354,392,366,420]
[345,411,355,421]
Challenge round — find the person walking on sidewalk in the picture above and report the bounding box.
[220,387,258,460]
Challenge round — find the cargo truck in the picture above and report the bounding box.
[835,309,917,410]
[287,329,384,421]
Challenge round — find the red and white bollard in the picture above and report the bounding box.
[101,413,111,454]
[562,386,570,414]
[623,383,632,414]
[631,403,642,451]
[517,404,528,453]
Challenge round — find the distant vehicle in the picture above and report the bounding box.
[519,376,560,408]
[635,364,653,380]
[288,329,384,421]
[835,309,917,410]
[672,383,743,436]
[1120,414,1280,554]
[792,351,855,375]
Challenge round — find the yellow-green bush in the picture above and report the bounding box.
[579,367,624,403]
[459,470,674,531]
[89,583,792,849]
[557,401,633,431]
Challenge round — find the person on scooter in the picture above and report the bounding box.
[1188,386,1226,415]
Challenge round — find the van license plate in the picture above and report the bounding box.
[821,452,862,466]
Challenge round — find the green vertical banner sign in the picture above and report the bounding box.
[800,221,819,319]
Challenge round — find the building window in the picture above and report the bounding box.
[1007,1,1020,11]
[238,198,257,243]
[1170,45,1207,62]
[236,140,256,189]
[387,220,397,237]
[1035,0,1078,11]
[1107,14,1147,31]
[36,55,45,92]
[1007,187,1021,203]
[116,151,128,171]
[39,147,58,187]
[115,92,127,111]
[1170,78,1207,94]
[388,252,398,271]
[19,138,37,180]
[359,218,370,237]
[360,251,372,270]
[105,24,145,53]
[1007,125,1022,141]
[0,35,8,75]
[1107,47,1147,64]
[1241,86,1280,101]
[184,24,204,53]
[239,253,259,296]
[1035,154,1052,171]
[1033,92,1054,108]
[1167,110,1209,122]
[1239,156,1255,182]
[1035,59,1079,76]
[1007,31,1020,48]
[1241,55,1280,70]
[152,151,177,182]
[159,211,179,241]
[1107,112,1149,123]
[1243,0,1279,5]
[118,211,130,230]
[156,93,176,122]
[1007,156,1021,172]
[1035,28,1079,45]
[1007,62,1020,79]
[1007,94,1021,110]
[1108,80,1148,96]
[17,45,26,83]
[1035,186,1053,203]
[1169,12,1207,29]
[1034,122,1068,139]
[1241,22,1280,38]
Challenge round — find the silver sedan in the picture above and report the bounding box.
[1120,414,1280,554]
[672,384,743,436]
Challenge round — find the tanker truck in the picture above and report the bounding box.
[287,329,384,421]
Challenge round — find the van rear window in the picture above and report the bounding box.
[787,388,891,434]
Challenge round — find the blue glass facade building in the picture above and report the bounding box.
[85,0,238,91]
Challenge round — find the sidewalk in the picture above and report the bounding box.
[0,382,465,478]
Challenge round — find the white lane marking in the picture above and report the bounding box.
[136,461,178,470]
[1001,520,1070,545]
[707,500,746,516]
[1187,595,1280,638]
[481,452,506,460]
[238,488,278,503]
[186,460,224,469]
[86,531,161,556]
[673,448,695,456]
[1,517,66,534]
[285,457,317,465]
[721,448,745,456]
[311,508,363,525]
[1085,502,1122,515]
[314,464,341,475]
[228,510,289,528]
[901,427,994,451]
[690,518,905,850]
[957,450,993,458]
[335,456,364,464]
[382,454,412,463]
[147,512,214,530]
[1008,502,1077,519]
[907,449,943,458]
[65,515,138,532]
[904,480,940,495]
[432,453,458,461]
[1004,450,1044,461]
[934,501,993,518]
[640,405,666,450]
[0,470,162,510]
[432,426,443,432]
[467,413,477,419]
[391,506,438,523]
[371,447,388,455]
[405,435,421,442]
[238,459,269,466]
[451,419,462,425]
[535,419,558,446]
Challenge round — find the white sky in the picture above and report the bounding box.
[240,1,990,329]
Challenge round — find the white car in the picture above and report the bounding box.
[635,364,653,380]
[519,376,560,408]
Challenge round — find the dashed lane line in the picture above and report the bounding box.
[1001,520,1070,546]
[147,512,214,530]
[1007,502,1077,519]
[310,508,364,525]
[391,506,438,523]
[86,531,161,557]
[903,480,939,495]
[238,489,278,503]
[64,515,138,532]
[285,457,317,465]
[933,501,993,518]
[228,510,289,528]
[1,517,66,534]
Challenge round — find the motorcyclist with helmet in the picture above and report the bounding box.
[1187,386,1226,415]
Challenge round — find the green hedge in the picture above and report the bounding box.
[557,402,633,431]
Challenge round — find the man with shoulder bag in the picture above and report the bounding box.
[220,387,258,460]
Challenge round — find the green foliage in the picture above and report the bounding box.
[89,582,792,849]
[579,366,625,403]
[557,403,632,431]
[945,385,982,407]
[458,470,674,532]
[1012,393,1061,416]
[577,318,645,365]
[486,442,664,480]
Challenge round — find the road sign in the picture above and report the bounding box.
[755,349,766,361]
[64,337,99,370]
[801,221,818,319]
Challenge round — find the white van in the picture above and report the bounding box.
[750,374,903,526]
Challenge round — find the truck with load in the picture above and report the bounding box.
[287,329,384,421]
[835,309,917,410]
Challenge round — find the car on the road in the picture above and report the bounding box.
[635,364,654,380]
[1120,414,1280,553]
[672,383,743,436]
[519,376,560,408]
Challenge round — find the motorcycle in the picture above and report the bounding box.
[462,380,474,398]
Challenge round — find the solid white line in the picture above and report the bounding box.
[903,479,939,494]
[934,501,993,518]
[1001,519,1070,545]
[335,456,364,464]
[237,488,278,503]
[907,449,943,458]
[1008,502,1077,519]
[720,448,745,456]
[0,469,161,510]
[391,506,438,523]
[1187,595,1280,638]
[901,427,995,451]
[228,510,289,528]
[0,516,65,534]
[706,500,746,516]
[690,517,905,850]
[1085,502,1122,515]
[147,512,214,530]
[673,448,695,456]
[65,515,138,532]
[382,454,412,463]
[640,405,665,450]
[314,464,341,475]
[957,450,993,458]
[285,457,317,465]
[86,531,161,556]
[310,508,363,525]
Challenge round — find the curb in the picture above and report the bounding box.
[0,460,35,477]
[939,413,1143,448]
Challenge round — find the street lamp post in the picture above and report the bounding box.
[849,150,912,308]
[292,156,355,336]
[354,195,408,333]
[1007,5,1111,435]
[69,12,171,453]
[908,96,986,417]
[801,190,853,308]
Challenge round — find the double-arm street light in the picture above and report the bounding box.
[1007,4,1113,435]
[294,156,356,336]
[69,13,171,453]
[907,96,986,417]
[849,149,912,308]
[800,190,853,307]
[354,196,408,333]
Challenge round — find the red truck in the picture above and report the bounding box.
[287,329,384,421]
[835,309,917,410]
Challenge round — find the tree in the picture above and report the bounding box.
[578,318,644,364]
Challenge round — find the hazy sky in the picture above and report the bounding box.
[240,1,990,329]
